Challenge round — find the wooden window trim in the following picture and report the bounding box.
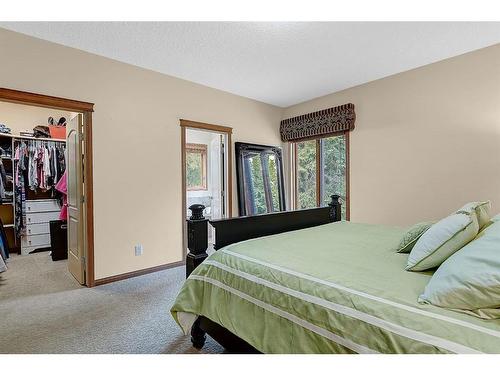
[186,143,208,191]
[293,142,297,210]
[316,138,321,207]
[293,131,350,220]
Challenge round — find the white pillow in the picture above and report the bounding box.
[491,213,500,222]
[418,219,500,319]
[456,201,491,229]
[406,212,479,271]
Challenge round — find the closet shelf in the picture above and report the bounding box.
[0,133,66,143]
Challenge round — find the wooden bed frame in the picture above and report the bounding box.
[185,195,342,353]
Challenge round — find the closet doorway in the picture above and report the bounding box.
[0,88,94,287]
[180,120,232,255]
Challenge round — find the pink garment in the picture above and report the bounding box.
[55,170,68,221]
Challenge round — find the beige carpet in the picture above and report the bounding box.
[0,252,224,354]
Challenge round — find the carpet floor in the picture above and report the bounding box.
[0,253,224,354]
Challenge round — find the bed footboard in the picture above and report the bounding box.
[185,195,341,352]
[186,194,341,276]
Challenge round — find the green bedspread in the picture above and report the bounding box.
[171,221,500,353]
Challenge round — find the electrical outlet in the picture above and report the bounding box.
[135,244,143,256]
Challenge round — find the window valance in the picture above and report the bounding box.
[280,103,355,142]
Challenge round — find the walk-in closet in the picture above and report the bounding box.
[0,97,88,296]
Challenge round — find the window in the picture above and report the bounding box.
[294,133,349,219]
[186,143,208,191]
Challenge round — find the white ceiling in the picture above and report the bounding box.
[1,22,500,107]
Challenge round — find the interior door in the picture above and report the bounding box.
[219,134,227,218]
[67,114,85,284]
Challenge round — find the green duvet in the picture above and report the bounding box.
[171,222,500,353]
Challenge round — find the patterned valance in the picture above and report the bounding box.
[280,103,355,142]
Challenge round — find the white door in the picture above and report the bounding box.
[207,133,228,220]
[219,134,228,218]
[67,114,85,284]
[209,135,222,220]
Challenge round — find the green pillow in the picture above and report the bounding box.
[395,221,434,253]
[456,201,491,229]
[418,220,500,319]
[406,212,479,271]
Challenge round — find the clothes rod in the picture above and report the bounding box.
[10,135,66,143]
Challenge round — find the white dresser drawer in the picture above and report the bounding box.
[20,244,51,256]
[20,233,51,255]
[26,199,60,213]
[26,223,50,236]
[26,211,61,224]
[20,246,36,256]
[21,233,51,248]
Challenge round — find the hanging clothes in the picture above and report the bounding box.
[0,146,11,204]
[56,144,66,178]
[50,145,57,185]
[13,139,66,238]
[0,160,6,200]
[14,142,28,238]
[16,140,66,192]
[55,170,68,221]
[28,141,37,189]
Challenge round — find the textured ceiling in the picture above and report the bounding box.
[1,22,500,107]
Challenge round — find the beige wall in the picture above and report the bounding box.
[3,27,499,279]
[0,28,283,279]
[0,101,71,135]
[283,43,500,226]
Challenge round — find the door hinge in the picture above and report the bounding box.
[82,256,86,264]
[81,196,85,203]
[79,132,85,141]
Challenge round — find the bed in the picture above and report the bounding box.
[171,198,500,354]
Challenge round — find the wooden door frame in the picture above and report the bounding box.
[180,119,233,262]
[0,87,96,287]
